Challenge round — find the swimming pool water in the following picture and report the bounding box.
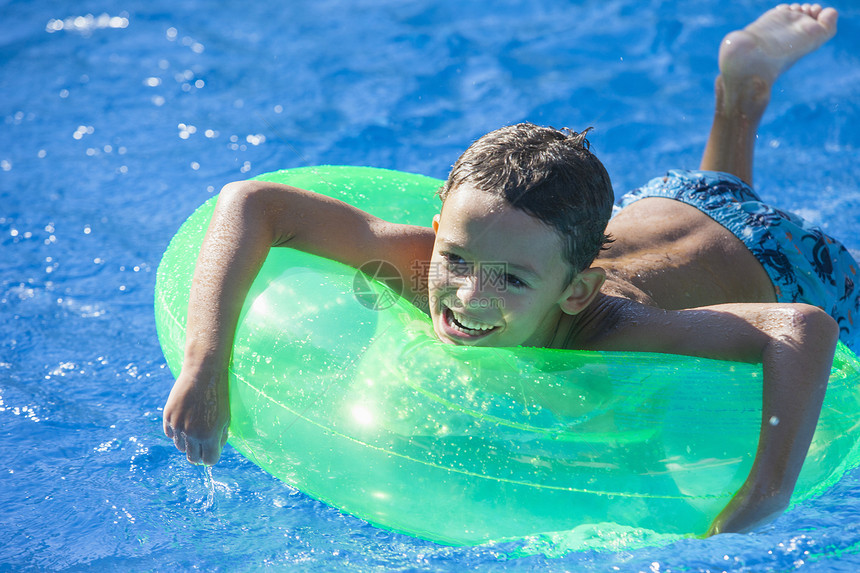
[2,0,860,570]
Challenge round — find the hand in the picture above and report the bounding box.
[163,369,230,465]
[706,478,789,536]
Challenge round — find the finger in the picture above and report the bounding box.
[201,442,222,466]
[173,431,187,453]
[186,439,203,464]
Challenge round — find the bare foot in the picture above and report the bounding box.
[700,5,838,183]
[720,4,838,89]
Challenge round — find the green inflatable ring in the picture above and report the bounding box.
[156,165,860,548]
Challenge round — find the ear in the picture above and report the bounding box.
[432,213,441,234]
[558,267,605,315]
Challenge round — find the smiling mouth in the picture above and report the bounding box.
[442,307,498,338]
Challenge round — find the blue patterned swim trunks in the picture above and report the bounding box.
[615,169,859,350]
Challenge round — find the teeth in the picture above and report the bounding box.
[451,310,494,332]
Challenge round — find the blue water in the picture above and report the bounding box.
[2,0,860,570]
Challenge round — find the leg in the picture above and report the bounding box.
[699,4,838,185]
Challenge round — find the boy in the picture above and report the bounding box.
[164,5,853,536]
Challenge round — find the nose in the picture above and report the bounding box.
[455,274,477,298]
[454,273,491,310]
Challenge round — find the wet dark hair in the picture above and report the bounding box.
[438,123,614,280]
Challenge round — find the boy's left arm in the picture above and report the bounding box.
[589,299,839,536]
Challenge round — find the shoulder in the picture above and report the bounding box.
[569,296,837,364]
[562,293,651,350]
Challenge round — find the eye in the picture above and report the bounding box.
[440,251,471,275]
[504,273,528,289]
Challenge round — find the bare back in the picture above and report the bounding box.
[597,198,777,309]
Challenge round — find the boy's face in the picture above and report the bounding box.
[428,184,575,347]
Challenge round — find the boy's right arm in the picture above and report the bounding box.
[162,180,435,465]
